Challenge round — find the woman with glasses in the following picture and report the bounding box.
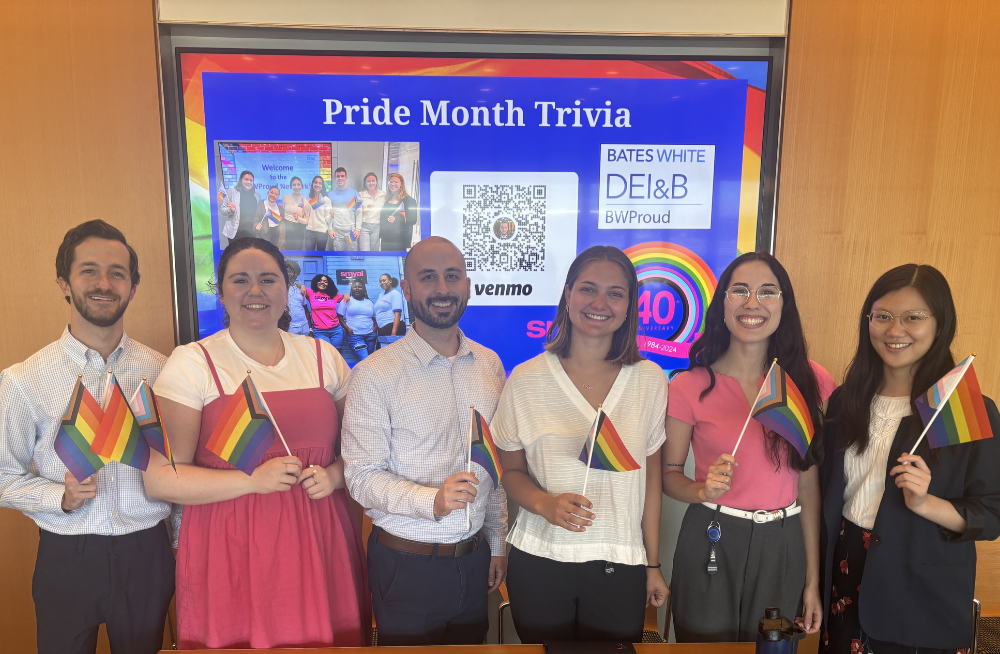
[818,265,1000,653]
[662,252,836,642]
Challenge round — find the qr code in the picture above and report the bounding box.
[462,184,547,272]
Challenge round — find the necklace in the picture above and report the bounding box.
[581,382,595,390]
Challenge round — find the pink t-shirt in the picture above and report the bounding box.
[666,361,837,511]
[302,288,344,329]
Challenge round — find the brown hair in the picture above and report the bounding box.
[546,245,643,365]
[213,237,291,331]
[56,220,140,302]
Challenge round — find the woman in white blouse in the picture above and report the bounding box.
[493,245,669,644]
[818,264,1000,653]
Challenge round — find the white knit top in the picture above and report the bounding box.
[842,395,912,529]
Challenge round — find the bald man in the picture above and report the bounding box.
[343,237,508,646]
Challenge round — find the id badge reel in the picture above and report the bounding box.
[706,521,722,575]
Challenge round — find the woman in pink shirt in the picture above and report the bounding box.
[662,252,836,642]
[302,274,345,351]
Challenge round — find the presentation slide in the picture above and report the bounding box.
[179,53,769,371]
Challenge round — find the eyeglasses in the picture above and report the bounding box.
[725,284,782,306]
[867,310,934,329]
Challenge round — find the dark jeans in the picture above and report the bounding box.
[304,229,328,251]
[367,528,491,646]
[32,522,175,654]
[506,546,646,644]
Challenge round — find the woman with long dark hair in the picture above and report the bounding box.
[819,265,1000,653]
[663,252,836,642]
[304,175,333,251]
[143,237,369,649]
[494,245,669,643]
[373,273,405,345]
[281,176,309,250]
[303,274,345,351]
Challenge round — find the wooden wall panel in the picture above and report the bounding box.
[0,1,174,652]
[779,0,1000,615]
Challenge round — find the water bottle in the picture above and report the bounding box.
[755,607,806,654]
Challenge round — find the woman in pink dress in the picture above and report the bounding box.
[143,237,369,649]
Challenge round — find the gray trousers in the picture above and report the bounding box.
[327,232,358,251]
[670,502,806,643]
[359,222,380,251]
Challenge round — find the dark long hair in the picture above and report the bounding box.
[682,252,824,471]
[310,274,335,295]
[830,264,956,455]
[546,245,643,365]
[309,175,326,199]
[213,237,291,331]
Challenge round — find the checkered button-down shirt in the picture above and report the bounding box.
[0,327,172,536]
[343,328,509,555]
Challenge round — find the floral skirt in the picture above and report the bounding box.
[821,518,967,654]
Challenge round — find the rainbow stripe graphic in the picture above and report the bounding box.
[130,380,176,472]
[751,362,815,458]
[266,207,282,227]
[90,375,149,471]
[469,408,503,488]
[54,378,107,481]
[624,242,718,344]
[205,375,275,475]
[347,196,358,210]
[308,194,324,210]
[916,357,994,449]
[579,410,641,472]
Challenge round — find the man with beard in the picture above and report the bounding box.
[343,236,508,646]
[0,221,175,654]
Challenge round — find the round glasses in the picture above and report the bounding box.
[867,310,934,330]
[725,284,782,306]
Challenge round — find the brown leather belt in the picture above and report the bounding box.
[376,529,483,557]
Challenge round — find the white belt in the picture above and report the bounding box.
[701,501,801,524]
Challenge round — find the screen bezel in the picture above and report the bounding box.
[157,24,787,345]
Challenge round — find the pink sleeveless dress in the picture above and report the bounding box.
[176,339,370,649]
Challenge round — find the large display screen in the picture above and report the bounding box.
[178,53,770,372]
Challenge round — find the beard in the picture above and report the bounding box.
[69,286,130,328]
[410,294,468,329]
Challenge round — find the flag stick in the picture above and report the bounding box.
[909,354,977,455]
[581,405,603,498]
[731,359,778,457]
[248,371,293,457]
[466,405,474,532]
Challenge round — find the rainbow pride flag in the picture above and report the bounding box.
[205,375,275,475]
[579,410,641,472]
[347,195,358,210]
[308,194,324,210]
[90,374,149,471]
[54,378,106,481]
[347,226,357,244]
[751,362,815,458]
[266,207,282,227]
[130,380,176,473]
[915,356,994,449]
[470,408,503,488]
[217,183,227,206]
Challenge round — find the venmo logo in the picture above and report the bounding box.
[474,283,533,297]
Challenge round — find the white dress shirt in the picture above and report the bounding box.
[0,327,172,536]
[492,352,667,565]
[342,328,508,555]
[843,395,912,529]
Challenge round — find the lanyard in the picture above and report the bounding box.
[707,505,722,576]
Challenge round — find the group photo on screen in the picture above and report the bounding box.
[214,140,420,254]
[285,254,409,365]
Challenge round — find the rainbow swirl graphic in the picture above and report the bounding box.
[624,242,718,344]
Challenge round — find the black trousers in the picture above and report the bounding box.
[32,522,175,654]
[670,503,806,642]
[367,528,491,646]
[506,546,646,644]
[304,229,328,251]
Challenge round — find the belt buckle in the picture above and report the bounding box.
[752,510,774,524]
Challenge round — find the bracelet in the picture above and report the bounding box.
[665,463,685,467]
[646,563,662,569]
